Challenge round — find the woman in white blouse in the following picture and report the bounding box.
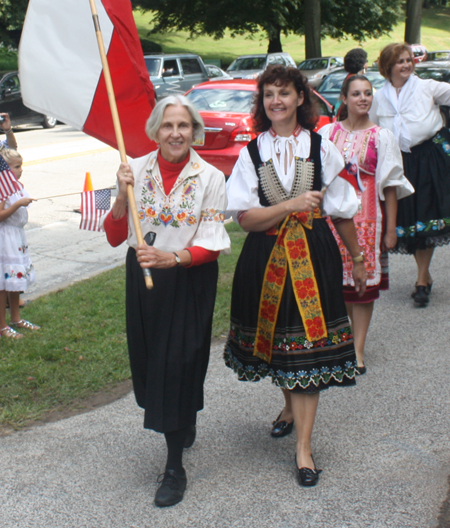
[103,95,230,508]
[320,75,414,374]
[370,43,450,307]
[225,66,366,487]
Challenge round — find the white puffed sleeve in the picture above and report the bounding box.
[375,128,415,200]
[191,165,231,254]
[320,137,360,219]
[226,146,262,221]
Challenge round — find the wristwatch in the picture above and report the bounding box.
[173,252,181,266]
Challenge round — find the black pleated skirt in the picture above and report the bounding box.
[394,127,450,254]
[224,218,357,392]
[126,247,218,433]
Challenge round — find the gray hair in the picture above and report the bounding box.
[145,94,204,141]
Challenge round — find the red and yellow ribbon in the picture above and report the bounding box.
[254,210,327,363]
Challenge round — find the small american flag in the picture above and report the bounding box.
[79,188,111,232]
[0,154,23,201]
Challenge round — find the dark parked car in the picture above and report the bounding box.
[0,71,57,128]
[315,67,386,107]
[144,53,209,100]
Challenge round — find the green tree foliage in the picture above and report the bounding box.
[132,0,402,55]
[0,0,29,48]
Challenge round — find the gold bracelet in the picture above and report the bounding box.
[352,253,364,263]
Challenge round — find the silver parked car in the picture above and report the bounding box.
[297,56,344,87]
[227,52,297,79]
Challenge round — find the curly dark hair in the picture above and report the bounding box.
[344,48,368,74]
[253,65,319,132]
[337,74,372,121]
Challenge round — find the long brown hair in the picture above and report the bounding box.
[253,65,319,132]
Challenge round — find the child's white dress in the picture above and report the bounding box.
[0,190,35,291]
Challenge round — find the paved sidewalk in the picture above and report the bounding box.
[1,210,450,526]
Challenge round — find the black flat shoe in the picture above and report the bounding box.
[183,425,196,449]
[154,469,187,508]
[411,282,432,299]
[413,285,429,307]
[295,455,322,487]
[356,365,366,375]
[271,412,294,438]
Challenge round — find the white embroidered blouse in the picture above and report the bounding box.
[125,148,231,253]
[226,128,359,219]
[370,76,450,149]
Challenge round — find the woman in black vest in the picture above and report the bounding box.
[225,66,366,486]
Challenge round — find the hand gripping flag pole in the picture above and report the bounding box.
[88,0,153,289]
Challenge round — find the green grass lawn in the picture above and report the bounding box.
[0,222,246,431]
[133,6,450,67]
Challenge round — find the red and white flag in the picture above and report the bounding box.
[338,155,365,193]
[80,188,111,232]
[19,0,157,159]
[0,155,23,201]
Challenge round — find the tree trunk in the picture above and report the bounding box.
[267,25,282,53]
[304,0,321,58]
[405,0,423,44]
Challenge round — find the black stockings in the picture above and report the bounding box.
[164,427,189,473]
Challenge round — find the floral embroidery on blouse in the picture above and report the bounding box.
[138,171,199,228]
[200,208,225,223]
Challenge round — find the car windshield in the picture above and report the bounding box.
[145,58,161,77]
[186,88,254,113]
[316,71,348,93]
[228,57,266,72]
[317,70,385,93]
[298,59,329,70]
[426,52,450,61]
[415,69,450,82]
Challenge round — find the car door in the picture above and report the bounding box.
[159,58,184,97]
[179,57,208,92]
[0,73,29,122]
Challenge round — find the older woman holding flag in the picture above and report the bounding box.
[103,95,230,507]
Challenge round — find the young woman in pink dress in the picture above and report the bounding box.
[319,75,414,373]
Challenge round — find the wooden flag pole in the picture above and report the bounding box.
[87,0,153,289]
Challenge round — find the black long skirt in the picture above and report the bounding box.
[224,218,357,392]
[394,127,450,254]
[126,247,218,433]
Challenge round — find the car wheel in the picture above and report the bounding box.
[42,115,57,128]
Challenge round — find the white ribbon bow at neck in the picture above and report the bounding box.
[381,75,419,153]
[273,136,297,175]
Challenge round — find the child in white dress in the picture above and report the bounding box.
[0,148,39,339]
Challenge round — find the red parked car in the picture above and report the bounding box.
[184,79,335,177]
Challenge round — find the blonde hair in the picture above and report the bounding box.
[0,147,23,165]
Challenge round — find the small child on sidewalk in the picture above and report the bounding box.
[0,148,39,338]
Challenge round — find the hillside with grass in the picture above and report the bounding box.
[133,6,450,67]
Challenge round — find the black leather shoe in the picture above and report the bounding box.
[271,412,294,438]
[183,425,196,449]
[295,455,322,487]
[356,365,367,375]
[413,285,429,307]
[154,469,187,507]
[411,282,432,300]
